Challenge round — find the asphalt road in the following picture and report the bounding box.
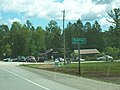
[0,62,120,90]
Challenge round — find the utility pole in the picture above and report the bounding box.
[63,10,66,65]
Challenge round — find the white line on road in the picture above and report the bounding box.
[0,67,51,90]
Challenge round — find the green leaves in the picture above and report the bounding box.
[108,8,120,29]
[45,20,62,52]
[0,20,46,59]
[104,47,120,59]
[0,8,120,59]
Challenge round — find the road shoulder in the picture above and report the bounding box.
[20,66,120,90]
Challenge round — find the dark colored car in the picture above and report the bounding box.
[37,57,45,62]
[37,53,47,62]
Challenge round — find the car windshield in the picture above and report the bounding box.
[0,0,120,90]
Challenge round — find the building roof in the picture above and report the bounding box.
[74,49,100,55]
[45,49,54,54]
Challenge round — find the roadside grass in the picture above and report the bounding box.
[21,62,120,84]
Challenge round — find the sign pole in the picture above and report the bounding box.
[78,43,81,75]
[72,37,86,75]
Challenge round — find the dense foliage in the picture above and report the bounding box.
[0,8,120,59]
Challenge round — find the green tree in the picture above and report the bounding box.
[45,20,62,52]
[65,22,74,54]
[103,26,115,47]
[10,22,30,57]
[104,47,120,59]
[72,19,84,38]
[65,19,84,53]
[34,26,46,53]
[0,24,10,59]
[92,21,104,51]
[23,20,36,56]
[107,8,120,48]
[83,21,104,51]
[83,22,92,49]
[108,8,120,29]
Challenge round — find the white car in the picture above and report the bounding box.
[3,58,11,62]
[80,58,85,62]
[97,55,113,61]
[55,57,64,62]
[59,57,64,62]
[76,57,85,62]
[26,56,36,62]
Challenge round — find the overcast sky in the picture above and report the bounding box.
[0,0,120,30]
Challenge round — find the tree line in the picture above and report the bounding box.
[0,8,120,60]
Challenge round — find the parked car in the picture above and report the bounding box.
[55,57,64,62]
[11,58,18,62]
[76,57,85,62]
[37,57,45,62]
[26,56,36,62]
[37,53,47,62]
[3,58,11,62]
[18,56,26,62]
[97,55,113,61]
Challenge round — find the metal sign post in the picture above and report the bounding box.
[78,43,81,75]
[72,38,86,75]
